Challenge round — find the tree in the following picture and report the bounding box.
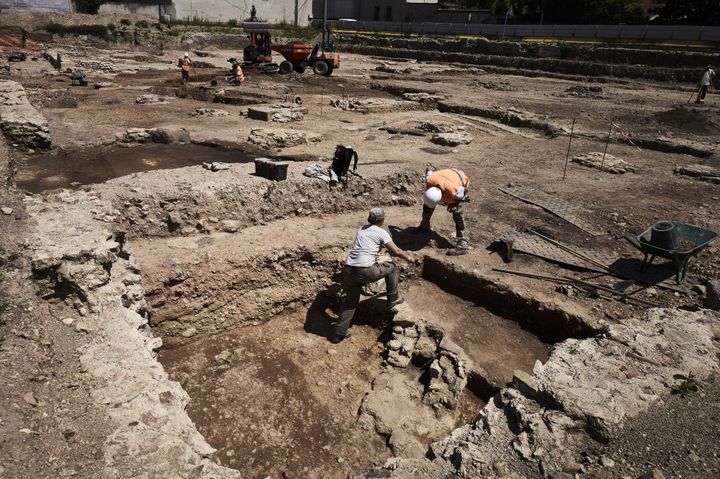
[454,0,647,24]
[653,0,720,26]
[539,0,644,24]
[74,0,108,14]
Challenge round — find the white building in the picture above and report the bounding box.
[100,0,311,25]
[0,0,311,26]
[0,0,72,12]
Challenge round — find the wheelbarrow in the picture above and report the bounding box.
[69,70,88,86]
[623,221,717,284]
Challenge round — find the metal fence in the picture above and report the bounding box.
[334,20,720,43]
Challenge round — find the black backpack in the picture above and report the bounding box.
[331,145,358,180]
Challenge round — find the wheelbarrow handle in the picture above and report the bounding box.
[619,234,643,251]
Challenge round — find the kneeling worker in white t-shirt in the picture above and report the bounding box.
[332,207,414,343]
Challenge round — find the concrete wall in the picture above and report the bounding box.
[312,0,488,23]
[172,0,311,25]
[0,0,70,12]
[98,2,164,18]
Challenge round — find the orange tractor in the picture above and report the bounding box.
[242,21,339,77]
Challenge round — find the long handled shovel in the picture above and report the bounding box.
[687,85,700,104]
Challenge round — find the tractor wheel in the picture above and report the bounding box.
[278,61,293,75]
[312,60,329,76]
[293,64,306,74]
[324,63,334,77]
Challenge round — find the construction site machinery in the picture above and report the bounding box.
[273,31,340,77]
[241,21,279,74]
[241,20,339,77]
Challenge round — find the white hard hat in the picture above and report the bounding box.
[423,186,442,208]
[184,52,189,57]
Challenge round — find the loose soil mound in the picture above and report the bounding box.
[655,106,720,136]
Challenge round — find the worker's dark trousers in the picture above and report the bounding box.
[420,202,468,248]
[697,85,709,102]
[335,262,399,338]
[182,71,189,83]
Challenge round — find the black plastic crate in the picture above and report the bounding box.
[267,160,288,181]
[254,158,288,181]
[254,158,267,176]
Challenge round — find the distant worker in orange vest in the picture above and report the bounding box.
[418,167,470,255]
[179,52,192,84]
[230,58,245,84]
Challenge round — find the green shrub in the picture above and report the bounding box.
[135,20,150,29]
[107,23,116,32]
[45,23,109,38]
[120,19,132,26]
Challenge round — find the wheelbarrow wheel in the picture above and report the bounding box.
[278,61,293,75]
[313,60,329,76]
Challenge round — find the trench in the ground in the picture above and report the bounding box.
[14,142,316,193]
[147,241,591,478]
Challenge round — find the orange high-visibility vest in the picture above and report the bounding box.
[181,58,191,71]
[426,168,469,205]
[235,65,245,83]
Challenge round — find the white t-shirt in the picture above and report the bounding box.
[345,224,392,267]
[702,69,715,86]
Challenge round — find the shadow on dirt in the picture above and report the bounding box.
[304,291,398,340]
[389,225,455,251]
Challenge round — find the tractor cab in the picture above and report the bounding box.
[242,21,273,65]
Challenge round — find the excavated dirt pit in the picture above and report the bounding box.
[15,143,256,192]
[146,242,579,478]
[405,281,551,389]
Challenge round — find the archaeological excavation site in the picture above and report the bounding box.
[1,5,719,479]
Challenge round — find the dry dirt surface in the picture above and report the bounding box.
[1,13,720,479]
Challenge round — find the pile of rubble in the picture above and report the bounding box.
[136,94,169,105]
[74,60,117,73]
[566,85,603,96]
[329,97,418,114]
[190,108,229,118]
[401,92,445,103]
[247,127,322,150]
[115,126,190,146]
[471,80,514,91]
[375,63,415,74]
[431,132,473,147]
[386,311,468,409]
[247,104,307,123]
[0,80,51,149]
[674,164,720,184]
[572,152,637,174]
[367,307,720,478]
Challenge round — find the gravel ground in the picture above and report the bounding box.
[582,372,720,479]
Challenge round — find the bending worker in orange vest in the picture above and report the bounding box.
[231,58,245,84]
[418,167,470,256]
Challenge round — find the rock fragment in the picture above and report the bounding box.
[0,80,52,149]
[431,132,472,147]
[572,152,636,174]
[248,128,322,150]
